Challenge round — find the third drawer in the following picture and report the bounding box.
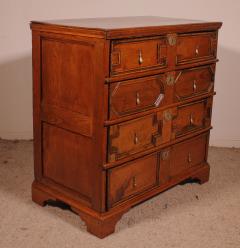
[108,97,212,162]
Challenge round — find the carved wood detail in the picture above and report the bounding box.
[173,65,215,102]
[108,112,170,162]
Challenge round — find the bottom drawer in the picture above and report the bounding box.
[159,133,208,184]
[107,132,209,208]
[171,134,207,176]
[107,154,158,208]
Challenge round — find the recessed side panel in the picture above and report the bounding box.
[41,38,95,114]
[41,38,96,137]
[38,34,108,212]
[42,123,92,204]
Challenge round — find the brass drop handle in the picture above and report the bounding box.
[132,176,137,188]
[134,133,139,144]
[138,49,143,65]
[193,80,197,92]
[195,46,199,56]
[190,113,194,125]
[188,153,192,163]
[136,92,141,105]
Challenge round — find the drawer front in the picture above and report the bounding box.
[108,154,158,208]
[170,134,208,177]
[176,32,217,65]
[111,37,167,75]
[172,98,212,138]
[174,65,215,101]
[108,111,172,162]
[159,133,208,182]
[110,74,172,119]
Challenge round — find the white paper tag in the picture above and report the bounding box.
[154,93,164,107]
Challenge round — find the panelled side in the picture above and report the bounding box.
[32,30,109,212]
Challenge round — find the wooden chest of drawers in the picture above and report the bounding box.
[31,16,222,238]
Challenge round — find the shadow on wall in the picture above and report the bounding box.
[0,55,33,140]
[211,45,240,147]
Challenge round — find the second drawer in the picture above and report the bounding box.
[109,65,215,120]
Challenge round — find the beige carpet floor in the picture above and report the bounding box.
[0,140,239,248]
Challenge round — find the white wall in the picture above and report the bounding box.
[0,0,240,147]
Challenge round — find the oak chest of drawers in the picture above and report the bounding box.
[31,16,222,238]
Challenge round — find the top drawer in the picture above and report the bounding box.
[111,37,167,75]
[110,32,218,77]
[176,32,217,65]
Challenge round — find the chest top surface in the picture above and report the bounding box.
[33,16,219,30]
[31,16,219,29]
[31,16,222,39]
